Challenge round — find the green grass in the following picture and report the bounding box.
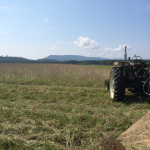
[0,64,149,150]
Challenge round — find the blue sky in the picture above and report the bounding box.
[0,0,150,60]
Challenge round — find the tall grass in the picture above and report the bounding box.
[0,64,111,86]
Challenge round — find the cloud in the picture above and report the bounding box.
[56,41,71,44]
[48,46,58,50]
[56,41,65,44]
[104,45,131,52]
[123,45,131,49]
[105,45,122,51]
[0,6,9,10]
[86,53,93,57]
[74,37,100,49]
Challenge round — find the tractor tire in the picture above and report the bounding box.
[109,67,125,101]
[105,79,109,90]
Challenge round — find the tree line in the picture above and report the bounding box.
[0,56,150,66]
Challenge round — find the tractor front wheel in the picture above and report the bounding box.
[109,67,125,101]
[105,79,109,90]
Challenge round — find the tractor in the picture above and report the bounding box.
[105,46,150,101]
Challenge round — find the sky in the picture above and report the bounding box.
[0,0,150,60]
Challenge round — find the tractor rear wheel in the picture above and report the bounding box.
[109,67,125,101]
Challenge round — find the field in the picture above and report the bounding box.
[0,64,149,150]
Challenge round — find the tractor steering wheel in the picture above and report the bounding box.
[132,55,142,62]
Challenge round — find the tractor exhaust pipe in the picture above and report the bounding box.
[124,46,127,61]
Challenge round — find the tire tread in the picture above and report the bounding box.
[109,67,125,101]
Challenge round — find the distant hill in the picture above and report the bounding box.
[42,55,107,61]
[0,56,32,63]
[0,56,57,63]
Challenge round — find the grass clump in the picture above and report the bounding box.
[99,134,126,150]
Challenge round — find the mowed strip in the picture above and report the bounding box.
[142,139,150,146]
[118,110,150,150]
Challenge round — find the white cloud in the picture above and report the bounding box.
[56,41,65,44]
[105,45,122,51]
[56,41,71,44]
[105,45,131,52]
[0,6,8,10]
[86,53,92,57]
[123,45,131,50]
[48,46,58,50]
[74,37,100,49]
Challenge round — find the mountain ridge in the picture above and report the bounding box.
[43,55,108,61]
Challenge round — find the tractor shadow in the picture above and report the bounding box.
[121,94,150,105]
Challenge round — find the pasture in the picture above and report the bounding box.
[0,64,149,150]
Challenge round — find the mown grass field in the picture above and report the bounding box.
[0,64,149,150]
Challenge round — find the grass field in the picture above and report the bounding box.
[0,64,149,150]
